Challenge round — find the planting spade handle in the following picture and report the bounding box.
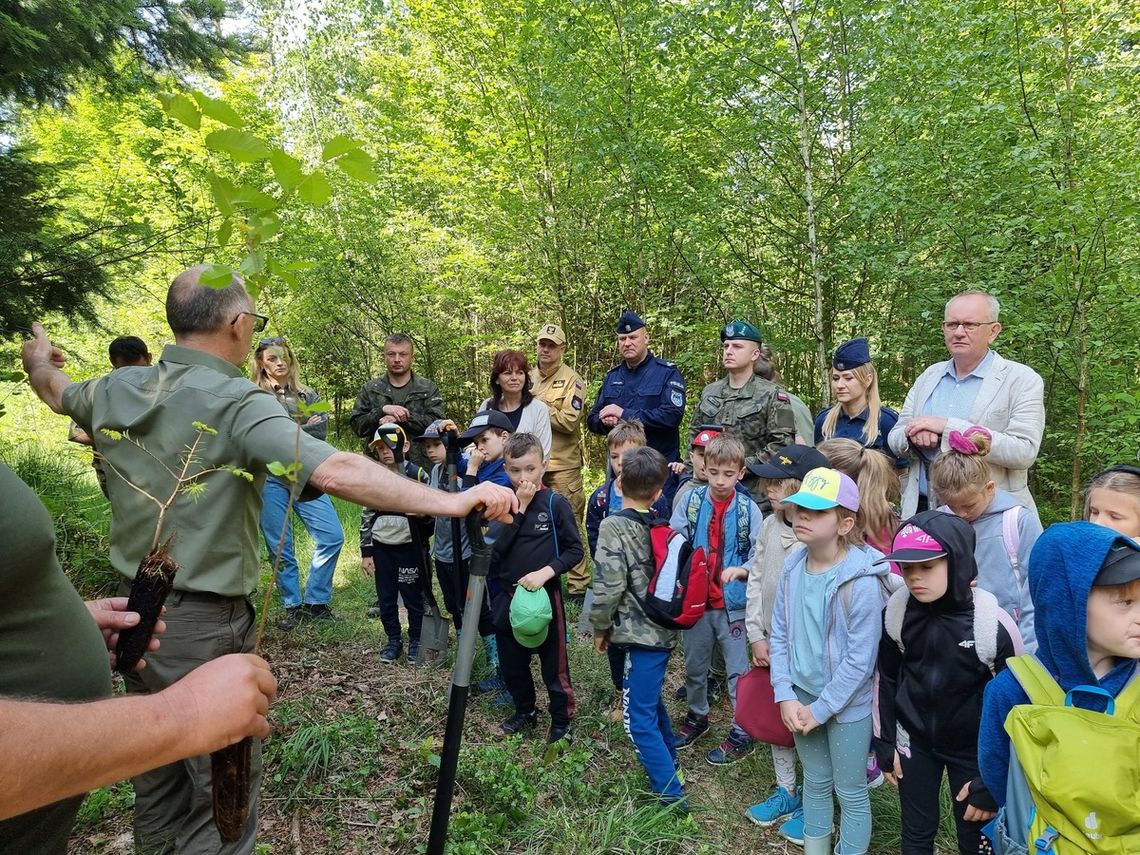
[444,429,466,615]
[427,509,491,855]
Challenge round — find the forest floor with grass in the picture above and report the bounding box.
[9,447,958,854]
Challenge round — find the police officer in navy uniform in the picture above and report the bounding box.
[587,311,686,503]
[813,337,907,468]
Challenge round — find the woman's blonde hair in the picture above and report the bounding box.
[251,338,312,394]
[819,437,900,545]
[1083,467,1140,520]
[929,430,992,496]
[819,362,884,446]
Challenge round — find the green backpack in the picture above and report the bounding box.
[989,655,1140,854]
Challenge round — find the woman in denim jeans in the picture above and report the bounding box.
[252,337,345,629]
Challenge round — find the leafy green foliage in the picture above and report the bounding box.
[5,0,1138,517]
[0,0,240,105]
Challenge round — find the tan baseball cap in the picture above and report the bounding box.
[536,323,566,345]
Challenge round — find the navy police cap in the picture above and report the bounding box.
[833,337,872,371]
[721,320,762,344]
[616,311,646,334]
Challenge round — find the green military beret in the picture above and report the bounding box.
[720,320,762,344]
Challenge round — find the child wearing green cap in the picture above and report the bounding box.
[488,433,584,746]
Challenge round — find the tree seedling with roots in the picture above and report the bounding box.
[213,395,325,842]
[97,415,300,842]
[99,420,251,673]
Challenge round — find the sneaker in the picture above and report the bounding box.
[474,672,506,694]
[672,712,709,749]
[866,753,885,789]
[705,726,754,765]
[777,807,805,846]
[279,607,303,631]
[379,638,403,663]
[366,601,381,619]
[499,710,538,736]
[306,603,335,621]
[673,684,687,701]
[746,786,802,827]
[407,640,421,665]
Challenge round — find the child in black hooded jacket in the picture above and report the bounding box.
[873,510,1019,855]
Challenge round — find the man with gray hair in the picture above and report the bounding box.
[22,265,516,854]
[888,290,1045,516]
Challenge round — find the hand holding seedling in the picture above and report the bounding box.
[85,597,165,671]
[164,654,278,754]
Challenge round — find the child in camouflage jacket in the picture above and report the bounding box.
[588,446,686,808]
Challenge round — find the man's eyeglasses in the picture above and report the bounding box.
[232,311,270,333]
[941,321,995,333]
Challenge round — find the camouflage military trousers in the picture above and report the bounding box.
[543,467,588,594]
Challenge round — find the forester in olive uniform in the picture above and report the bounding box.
[688,321,796,504]
[530,322,590,596]
[588,311,687,504]
[350,333,445,469]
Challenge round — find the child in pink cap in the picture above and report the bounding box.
[874,510,1021,855]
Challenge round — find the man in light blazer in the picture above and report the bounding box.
[888,290,1045,517]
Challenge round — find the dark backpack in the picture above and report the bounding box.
[618,508,709,630]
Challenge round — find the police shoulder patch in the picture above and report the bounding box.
[572,396,583,410]
[670,390,684,407]
[776,391,790,402]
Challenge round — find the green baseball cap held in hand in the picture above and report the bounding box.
[510,586,553,648]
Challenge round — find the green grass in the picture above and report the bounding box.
[3,446,964,853]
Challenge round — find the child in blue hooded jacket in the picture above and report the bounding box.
[770,467,890,855]
[978,523,1140,808]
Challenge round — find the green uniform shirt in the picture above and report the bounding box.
[63,345,337,597]
[0,463,112,849]
[690,374,796,502]
[349,372,445,469]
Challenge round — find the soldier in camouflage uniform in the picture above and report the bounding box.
[588,447,686,807]
[350,333,445,470]
[689,321,796,504]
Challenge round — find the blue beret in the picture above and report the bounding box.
[720,320,762,343]
[833,337,872,371]
[616,311,645,334]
